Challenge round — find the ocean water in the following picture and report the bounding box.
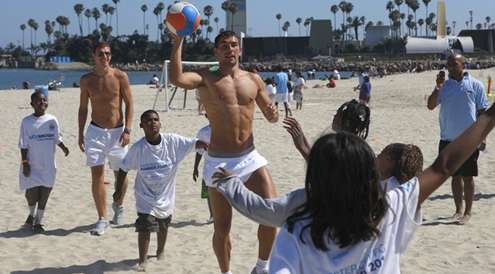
[0,69,353,90]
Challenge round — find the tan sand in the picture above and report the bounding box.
[1,69,495,273]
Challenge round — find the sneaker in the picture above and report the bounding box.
[90,219,110,236]
[24,215,34,227]
[111,202,125,225]
[33,224,45,233]
[251,267,268,274]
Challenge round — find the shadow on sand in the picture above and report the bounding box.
[427,192,495,201]
[11,259,138,274]
[170,219,212,228]
[0,223,137,239]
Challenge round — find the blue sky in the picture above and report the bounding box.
[2,0,495,47]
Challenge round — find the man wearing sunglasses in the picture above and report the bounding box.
[78,42,134,236]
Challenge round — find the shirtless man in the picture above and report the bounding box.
[170,31,278,274]
[78,42,134,236]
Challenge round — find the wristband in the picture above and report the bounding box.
[21,160,29,164]
[124,127,132,134]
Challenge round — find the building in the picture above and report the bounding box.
[458,29,495,53]
[225,0,247,37]
[364,25,392,48]
[308,20,333,55]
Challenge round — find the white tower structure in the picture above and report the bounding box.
[225,0,247,37]
[437,0,447,38]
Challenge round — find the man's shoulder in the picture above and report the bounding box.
[80,71,95,82]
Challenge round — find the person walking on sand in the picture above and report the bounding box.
[427,53,488,225]
[274,66,292,118]
[113,110,207,271]
[19,91,69,233]
[170,30,279,274]
[78,41,134,236]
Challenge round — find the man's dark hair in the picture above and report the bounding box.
[385,143,423,183]
[287,132,388,251]
[214,30,239,48]
[30,90,45,102]
[337,99,371,139]
[140,109,159,121]
[92,41,110,53]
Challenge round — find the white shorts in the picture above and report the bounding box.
[84,123,128,170]
[203,148,268,187]
[274,93,289,103]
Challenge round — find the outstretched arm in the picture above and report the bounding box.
[283,117,311,161]
[254,73,278,123]
[418,103,495,205]
[214,174,306,227]
[169,34,204,89]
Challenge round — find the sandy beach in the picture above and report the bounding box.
[1,69,495,274]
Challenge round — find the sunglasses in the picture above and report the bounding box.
[98,51,112,57]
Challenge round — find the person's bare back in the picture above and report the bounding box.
[80,68,127,128]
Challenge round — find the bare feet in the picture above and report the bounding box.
[157,252,164,261]
[134,261,147,272]
[457,214,471,225]
[450,212,463,221]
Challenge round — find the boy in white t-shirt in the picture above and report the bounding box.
[113,110,207,271]
[19,91,69,233]
[293,72,305,110]
[193,115,213,223]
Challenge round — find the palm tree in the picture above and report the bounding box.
[330,5,338,32]
[207,26,213,39]
[394,0,404,36]
[102,4,110,25]
[339,1,347,35]
[452,20,456,35]
[418,18,424,36]
[214,17,219,33]
[275,13,282,36]
[282,21,290,37]
[92,7,101,30]
[389,10,401,38]
[476,23,482,30]
[351,16,365,40]
[44,20,54,43]
[386,1,395,27]
[153,6,161,42]
[141,4,148,35]
[422,0,431,35]
[469,10,473,29]
[27,19,39,50]
[344,2,354,38]
[112,0,120,36]
[74,4,84,36]
[156,2,165,40]
[303,18,311,35]
[203,5,214,39]
[295,17,302,35]
[486,16,492,29]
[108,6,115,28]
[84,9,92,34]
[228,3,238,32]
[20,24,26,49]
[465,21,469,29]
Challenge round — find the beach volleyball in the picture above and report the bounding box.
[166,2,201,37]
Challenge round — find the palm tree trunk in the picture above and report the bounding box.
[87,18,90,34]
[22,30,25,49]
[115,4,119,36]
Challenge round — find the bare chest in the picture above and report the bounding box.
[87,76,120,102]
[205,77,257,105]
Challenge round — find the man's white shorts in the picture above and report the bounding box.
[84,123,128,170]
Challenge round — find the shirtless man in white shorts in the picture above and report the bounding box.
[78,42,134,235]
[170,31,278,274]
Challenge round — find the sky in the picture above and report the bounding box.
[2,0,495,47]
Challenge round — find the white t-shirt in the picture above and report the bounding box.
[294,78,305,91]
[266,84,277,96]
[196,124,211,155]
[18,114,63,190]
[269,177,421,274]
[122,133,196,218]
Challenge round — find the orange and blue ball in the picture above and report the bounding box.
[166,2,201,37]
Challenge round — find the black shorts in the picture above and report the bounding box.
[135,213,172,233]
[439,140,479,177]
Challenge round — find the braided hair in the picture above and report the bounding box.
[336,99,371,139]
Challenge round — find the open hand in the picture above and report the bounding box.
[193,168,199,182]
[120,132,130,147]
[78,135,85,152]
[212,167,233,183]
